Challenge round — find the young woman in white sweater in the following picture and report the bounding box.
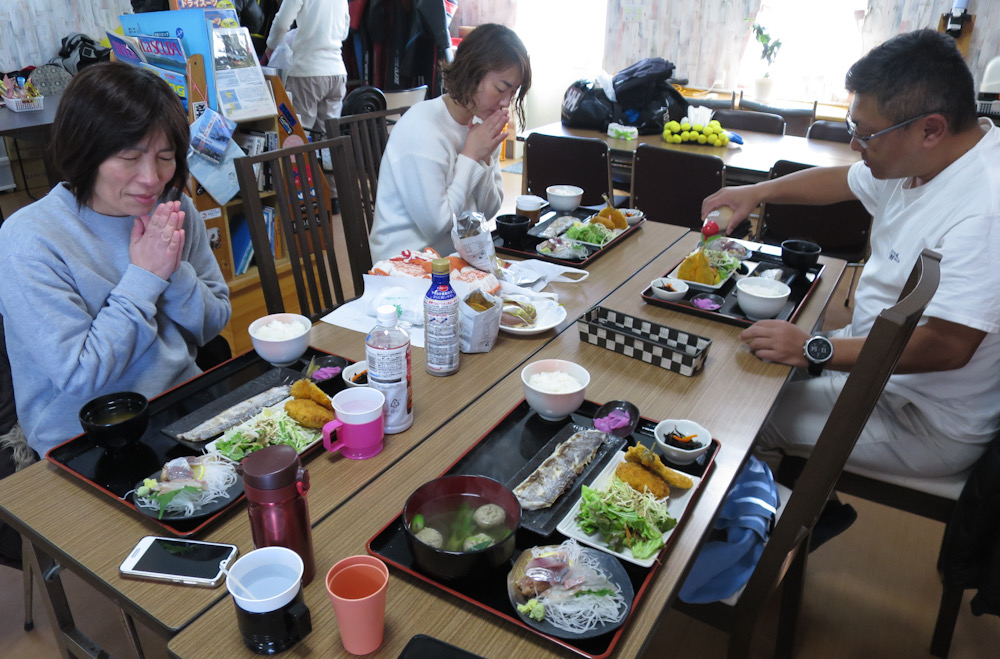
[369,24,532,261]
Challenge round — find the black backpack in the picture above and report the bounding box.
[50,33,110,76]
[561,79,620,132]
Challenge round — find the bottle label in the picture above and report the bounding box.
[365,343,413,432]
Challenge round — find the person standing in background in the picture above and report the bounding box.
[264,0,350,136]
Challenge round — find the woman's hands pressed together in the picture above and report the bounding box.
[130,200,186,280]
[462,108,510,164]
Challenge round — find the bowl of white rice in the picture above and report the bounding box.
[521,359,590,422]
[248,313,311,367]
[735,277,791,320]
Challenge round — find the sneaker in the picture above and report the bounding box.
[809,500,857,552]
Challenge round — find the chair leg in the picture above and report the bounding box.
[22,536,34,631]
[844,264,860,307]
[775,544,808,659]
[930,585,964,658]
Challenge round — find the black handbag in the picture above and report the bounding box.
[561,79,620,132]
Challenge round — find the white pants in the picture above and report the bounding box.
[286,74,348,134]
[756,371,987,478]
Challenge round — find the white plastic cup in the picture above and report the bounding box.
[516,194,546,226]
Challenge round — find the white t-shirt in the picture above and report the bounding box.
[844,118,1000,445]
[369,97,503,262]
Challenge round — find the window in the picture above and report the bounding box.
[740,0,867,104]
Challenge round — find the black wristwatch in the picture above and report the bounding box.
[803,336,834,376]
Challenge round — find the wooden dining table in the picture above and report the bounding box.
[525,121,860,184]
[167,234,847,659]
[0,221,689,657]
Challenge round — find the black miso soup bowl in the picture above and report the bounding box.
[780,239,822,270]
[403,475,521,581]
[79,391,150,453]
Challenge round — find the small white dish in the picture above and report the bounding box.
[653,419,712,465]
[342,360,368,387]
[649,277,688,301]
[621,208,645,226]
[499,302,566,335]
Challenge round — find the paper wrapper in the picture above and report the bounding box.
[459,290,501,353]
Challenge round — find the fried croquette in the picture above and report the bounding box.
[290,378,332,410]
[615,461,671,499]
[284,399,335,428]
[624,444,694,490]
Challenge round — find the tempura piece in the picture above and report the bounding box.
[624,444,693,490]
[676,249,718,285]
[291,378,332,410]
[614,461,670,499]
[284,399,335,429]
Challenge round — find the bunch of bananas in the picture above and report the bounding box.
[662,119,731,147]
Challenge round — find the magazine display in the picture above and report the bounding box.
[211,27,275,122]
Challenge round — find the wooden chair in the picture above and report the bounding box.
[523,132,627,208]
[674,249,942,659]
[739,98,817,137]
[630,143,724,229]
[760,159,872,304]
[234,136,371,322]
[807,119,851,144]
[779,433,998,657]
[326,107,406,235]
[711,108,786,135]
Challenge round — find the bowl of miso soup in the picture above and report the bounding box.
[403,475,521,581]
[79,391,149,454]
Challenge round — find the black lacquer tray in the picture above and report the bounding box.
[367,399,719,659]
[642,245,825,328]
[46,347,349,536]
[494,208,646,268]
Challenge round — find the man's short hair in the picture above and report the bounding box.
[49,62,190,207]
[846,29,978,133]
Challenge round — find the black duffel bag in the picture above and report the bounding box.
[561,79,620,132]
[613,57,689,134]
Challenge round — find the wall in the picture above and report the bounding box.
[0,0,132,72]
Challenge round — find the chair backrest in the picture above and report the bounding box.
[325,107,406,235]
[761,159,871,263]
[630,144,724,229]
[0,316,15,435]
[735,249,941,620]
[807,119,851,144]
[234,136,371,322]
[524,132,614,207]
[739,99,816,137]
[712,108,786,135]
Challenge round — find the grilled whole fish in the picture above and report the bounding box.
[514,430,608,510]
[177,385,291,442]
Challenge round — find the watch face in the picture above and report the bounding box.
[806,337,833,362]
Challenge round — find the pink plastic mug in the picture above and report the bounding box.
[322,388,385,459]
[325,555,389,655]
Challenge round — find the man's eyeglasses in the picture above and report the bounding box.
[845,112,938,149]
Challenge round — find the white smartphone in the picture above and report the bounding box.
[119,536,238,587]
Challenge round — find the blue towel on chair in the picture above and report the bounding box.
[679,456,780,603]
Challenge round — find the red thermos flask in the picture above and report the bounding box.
[239,445,316,585]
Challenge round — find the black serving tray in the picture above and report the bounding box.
[642,247,825,328]
[367,399,718,659]
[494,208,646,268]
[46,347,349,536]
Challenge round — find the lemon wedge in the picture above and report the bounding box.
[192,464,206,480]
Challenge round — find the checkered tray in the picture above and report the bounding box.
[577,306,711,376]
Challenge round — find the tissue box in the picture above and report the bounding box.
[577,306,711,376]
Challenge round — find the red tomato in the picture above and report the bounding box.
[702,220,720,237]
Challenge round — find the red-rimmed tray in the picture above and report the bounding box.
[366,399,718,659]
[642,243,825,328]
[494,208,646,267]
[45,347,350,536]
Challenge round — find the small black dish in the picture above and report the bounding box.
[495,214,530,251]
[593,400,640,438]
[781,239,821,270]
[301,354,350,396]
[689,293,725,312]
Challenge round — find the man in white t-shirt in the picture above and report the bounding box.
[703,29,1000,479]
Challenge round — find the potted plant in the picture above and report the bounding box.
[751,23,781,99]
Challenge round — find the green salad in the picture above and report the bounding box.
[566,221,614,245]
[213,407,320,461]
[577,477,677,559]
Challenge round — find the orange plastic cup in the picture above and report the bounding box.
[325,555,389,655]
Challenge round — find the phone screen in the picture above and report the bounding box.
[133,538,234,579]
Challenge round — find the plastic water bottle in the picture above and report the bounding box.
[365,305,413,433]
[424,258,460,376]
